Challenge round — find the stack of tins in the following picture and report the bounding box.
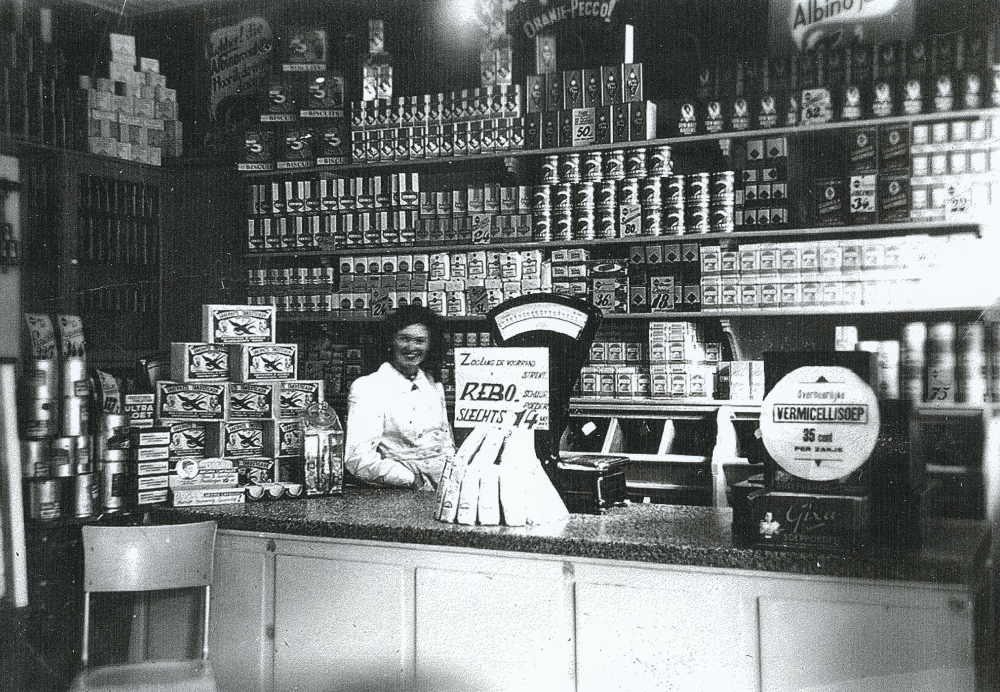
[20,315,101,521]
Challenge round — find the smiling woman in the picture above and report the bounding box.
[343,305,456,490]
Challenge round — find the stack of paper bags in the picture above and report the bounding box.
[434,425,567,526]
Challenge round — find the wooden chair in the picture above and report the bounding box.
[70,521,218,692]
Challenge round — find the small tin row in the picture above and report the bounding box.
[532,171,736,213]
[539,146,674,184]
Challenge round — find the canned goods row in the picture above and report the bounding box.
[22,435,95,478]
[531,172,736,214]
[540,145,675,184]
[532,203,736,240]
[21,395,90,439]
[26,472,100,521]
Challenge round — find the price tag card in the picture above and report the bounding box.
[571,107,596,147]
[800,88,833,125]
[454,347,549,430]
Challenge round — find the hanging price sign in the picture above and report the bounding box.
[454,347,549,430]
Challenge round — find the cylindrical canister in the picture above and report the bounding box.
[595,210,617,239]
[926,321,957,402]
[558,153,581,183]
[101,451,128,514]
[641,177,663,209]
[710,171,736,203]
[618,179,641,207]
[531,185,553,214]
[641,207,663,236]
[95,413,127,462]
[595,181,617,209]
[26,358,59,398]
[72,472,98,520]
[51,436,75,477]
[61,395,89,436]
[649,145,673,176]
[552,183,573,210]
[581,152,603,182]
[573,210,595,240]
[957,322,987,404]
[664,205,686,235]
[686,172,711,203]
[75,435,92,474]
[22,394,55,439]
[553,209,573,241]
[710,203,735,233]
[572,182,595,210]
[624,148,647,179]
[61,356,89,399]
[901,322,927,403]
[603,150,625,180]
[532,213,552,242]
[22,439,50,478]
[28,478,63,521]
[540,155,560,184]
[686,202,711,234]
[664,175,686,205]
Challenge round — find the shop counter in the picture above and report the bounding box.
[150,491,983,692]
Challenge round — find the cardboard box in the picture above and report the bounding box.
[202,305,276,344]
[156,382,226,420]
[170,342,230,382]
[231,343,298,382]
[226,382,277,420]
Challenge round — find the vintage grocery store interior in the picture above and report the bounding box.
[1,0,1000,690]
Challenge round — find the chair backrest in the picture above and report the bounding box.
[81,521,217,594]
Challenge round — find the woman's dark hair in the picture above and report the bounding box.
[380,305,443,379]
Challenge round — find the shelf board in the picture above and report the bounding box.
[569,397,761,420]
[243,220,982,259]
[238,107,1000,178]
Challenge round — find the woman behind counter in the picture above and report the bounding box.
[344,305,456,489]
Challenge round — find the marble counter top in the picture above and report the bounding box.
[152,489,982,585]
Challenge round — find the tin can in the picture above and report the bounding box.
[641,177,663,209]
[595,181,617,209]
[711,171,736,202]
[649,145,673,176]
[541,155,560,184]
[61,396,88,436]
[664,175,685,205]
[581,152,603,181]
[618,179,641,207]
[26,358,58,398]
[624,148,647,178]
[73,472,98,519]
[664,205,686,235]
[100,456,128,514]
[572,182,595,210]
[686,172,711,203]
[553,209,573,241]
[595,210,617,238]
[28,478,62,521]
[553,182,573,210]
[51,436,75,477]
[558,153,581,182]
[641,207,663,236]
[22,439,50,478]
[531,185,553,214]
[532,213,552,242]
[603,150,625,180]
[23,394,55,439]
[710,205,735,232]
[95,413,127,461]
[75,435,92,474]
[573,210,596,240]
[686,202,711,233]
[61,356,89,399]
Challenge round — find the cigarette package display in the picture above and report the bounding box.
[201,305,276,344]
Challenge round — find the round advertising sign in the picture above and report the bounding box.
[759,365,880,482]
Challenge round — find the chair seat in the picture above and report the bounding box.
[70,659,217,692]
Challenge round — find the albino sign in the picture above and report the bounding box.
[454,347,549,430]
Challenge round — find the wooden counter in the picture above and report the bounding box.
[152,490,983,692]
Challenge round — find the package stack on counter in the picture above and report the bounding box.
[19,315,100,523]
[74,32,181,165]
[575,321,765,402]
[524,34,655,149]
[148,304,324,506]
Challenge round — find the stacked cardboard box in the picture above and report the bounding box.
[75,32,182,165]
